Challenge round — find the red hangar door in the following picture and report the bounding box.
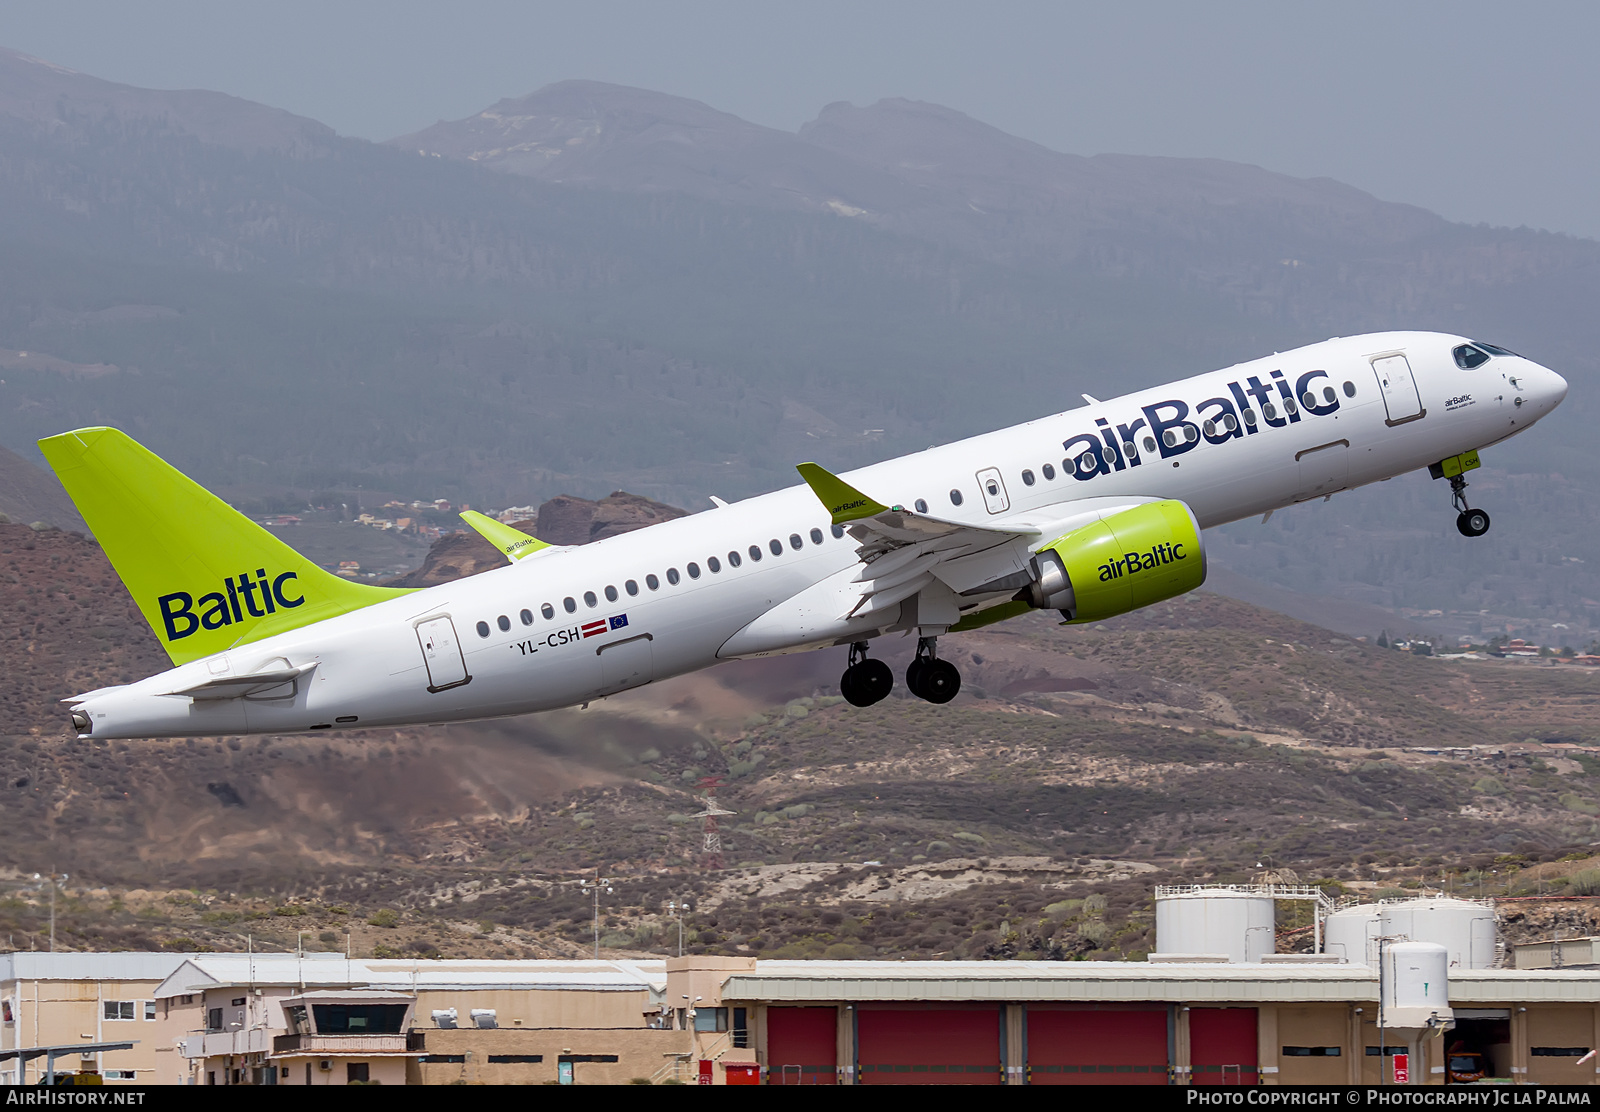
[766,1007,838,1085]
[1026,1007,1170,1084]
[1190,1007,1260,1085]
[856,1004,1003,1085]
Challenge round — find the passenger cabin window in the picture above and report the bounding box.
[1021,470,1035,486]
[542,603,555,619]
[687,562,701,579]
[708,557,722,573]
[520,609,533,626]
[769,539,783,556]
[476,621,490,638]
[1143,436,1157,452]
[667,568,681,585]
[496,615,510,632]
[564,597,577,613]
[1242,409,1258,426]
[747,545,760,562]
[605,585,618,602]
[1343,381,1356,397]
[831,525,845,539]
[1042,463,1055,480]
[810,528,825,544]
[914,499,928,512]
[583,591,598,607]
[949,489,964,506]
[625,580,639,596]
[646,574,660,590]
[1454,344,1491,369]
[789,534,803,550]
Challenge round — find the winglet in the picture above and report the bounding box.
[459,510,553,563]
[796,462,889,524]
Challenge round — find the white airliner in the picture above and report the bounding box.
[42,331,1565,739]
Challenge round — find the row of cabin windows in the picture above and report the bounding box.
[900,382,1366,510]
[1009,380,1364,485]
[475,524,847,637]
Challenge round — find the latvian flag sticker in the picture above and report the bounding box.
[582,614,628,639]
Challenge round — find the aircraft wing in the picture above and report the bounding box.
[795,463,1043,621]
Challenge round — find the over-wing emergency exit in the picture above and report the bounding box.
[39,332,1566,738]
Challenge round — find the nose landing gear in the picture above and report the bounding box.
[1451,475,1491,538]
[1433,452,1491,538]
[906,637,961,704]
[840,642,893,707]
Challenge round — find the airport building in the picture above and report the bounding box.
[0,952,195,1084]
[0,889,1594,1085]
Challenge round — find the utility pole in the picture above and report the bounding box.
[667,899,691,957]
[581,875,614,959]
[35,872,67,952]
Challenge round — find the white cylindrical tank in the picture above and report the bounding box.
[1382,941,1450,1023]
[1323,905,1382,965]
[1380,898,1496,969]
[1155,890,1276,962]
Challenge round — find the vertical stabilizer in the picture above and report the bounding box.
[38,427,411,665]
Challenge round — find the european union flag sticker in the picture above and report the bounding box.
[609,614,629,630]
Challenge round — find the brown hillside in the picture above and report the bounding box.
[1,520,1598,963]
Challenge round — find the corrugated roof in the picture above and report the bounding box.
[154,956,667,998]
[720,960,1600,1005]
[0,951,195,983]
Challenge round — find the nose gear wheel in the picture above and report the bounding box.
[1450,474,1491,537]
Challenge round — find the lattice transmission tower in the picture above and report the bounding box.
[692,776,735,871]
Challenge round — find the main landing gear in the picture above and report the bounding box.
[840,642,894,707]
[1451,475,1491,538]
[906,637,961,705]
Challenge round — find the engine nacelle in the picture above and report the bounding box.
[1023,499,1206,623]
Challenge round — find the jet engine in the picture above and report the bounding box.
[1021,499,1206,623]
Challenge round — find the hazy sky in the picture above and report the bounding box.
[8,1,1599,239]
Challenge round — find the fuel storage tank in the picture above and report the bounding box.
[1155,888,1275,963]
[1323,905,1381,965]
[1379,897,1496,969]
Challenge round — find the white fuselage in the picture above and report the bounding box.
[75,331,1567,739]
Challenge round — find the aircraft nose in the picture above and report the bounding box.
[1548,367,1569,407]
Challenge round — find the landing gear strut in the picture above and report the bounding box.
[1451,475,1491,538]
[905,636,961,705]
[839,642,893,707]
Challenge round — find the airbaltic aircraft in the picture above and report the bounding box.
[41,332,1565,739]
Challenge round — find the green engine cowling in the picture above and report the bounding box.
[1025,499,1206,623]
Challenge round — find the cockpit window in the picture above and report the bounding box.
[1475,341,1519,357]
[1453,344,1491,369]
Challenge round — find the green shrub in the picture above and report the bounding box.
[1567,870,1600,896]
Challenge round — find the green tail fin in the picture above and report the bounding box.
[38,427,413,665]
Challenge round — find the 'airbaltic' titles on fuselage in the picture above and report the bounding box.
[1063,368,1339,480]
[1099,541,1187,582]
[157,571,303,640]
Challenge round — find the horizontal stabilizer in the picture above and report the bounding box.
[167,664,315,700]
